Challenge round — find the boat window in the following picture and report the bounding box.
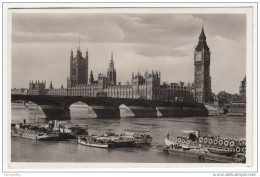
[189,133,197,141]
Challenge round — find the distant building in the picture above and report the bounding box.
[158,81,194,102]
[131,71,160,100]
[25,28,215,103]
[194,27,212,103]
[11,88,28,95]
[67,47,88,87]
[239,76,246,101]
[107,52,117,86]
[28,80,47,95]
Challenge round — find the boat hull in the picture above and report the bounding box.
[36,134,61,141]
[78,139,114,148]
[113,140,135,147]
[166,147,245,163]
[11,130,61,141]
[208,148,235,156]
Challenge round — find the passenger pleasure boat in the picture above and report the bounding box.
[78,136,115,148]
[163,130,246,163]
[165,130,246,155]
[11,125,60,140]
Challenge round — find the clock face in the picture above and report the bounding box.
[195,52,202,62]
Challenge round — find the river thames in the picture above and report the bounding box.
[11,103,246,163]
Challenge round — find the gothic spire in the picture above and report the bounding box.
[195,25,209,51]
[86,48,88,58]
[70,49,73,57]
[199,25,206,41]
[78,37,80,50]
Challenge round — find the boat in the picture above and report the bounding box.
[100,131,136,147]
[77,130,153,148]
[165,137,178,146]
[11,127,60,140]
[208,147,235,156]
[78,136,115,148]
[165,146,246,163]
[50,121,89,139]
[59,124,88,139]
[119,131,153,146]
[181,143,194,150]
[11,121,63,141]
[165,130,199,147]
[165,130,246,153]
[163,130,246,163]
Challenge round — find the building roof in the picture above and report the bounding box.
[195,27,209,51]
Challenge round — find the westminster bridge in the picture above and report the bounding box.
[11,94,208,120]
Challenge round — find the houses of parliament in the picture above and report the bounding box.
[27,27,212,104]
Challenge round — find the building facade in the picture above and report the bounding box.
[26,27,214,103]
[28,80,47,95]
[107,52,117,86]
[67,47,88,87]
[11,88,28,95]
[194,27,212,103]
[26,47,197,102]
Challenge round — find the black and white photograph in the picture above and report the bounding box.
[3,3,257,173]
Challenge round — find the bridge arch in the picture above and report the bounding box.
[11,99,46,121]
[69,101,97,118]
[109,98,158,118]
[66,97,120,119]
[119,104,135,118]
[11,95,71,120]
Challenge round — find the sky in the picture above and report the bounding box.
[11,13,246,94]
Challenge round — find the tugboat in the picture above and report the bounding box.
[163,130,246,163]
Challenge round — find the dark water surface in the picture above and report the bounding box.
[11,103,246,162]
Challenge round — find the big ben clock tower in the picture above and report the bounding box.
[194,27,212,103]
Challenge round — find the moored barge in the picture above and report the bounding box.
[78,130,153,148]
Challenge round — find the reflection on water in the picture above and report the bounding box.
[11,103,246,162]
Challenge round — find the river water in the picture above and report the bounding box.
[11,103,246,163]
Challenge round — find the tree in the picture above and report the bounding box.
[217,91,232,107]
